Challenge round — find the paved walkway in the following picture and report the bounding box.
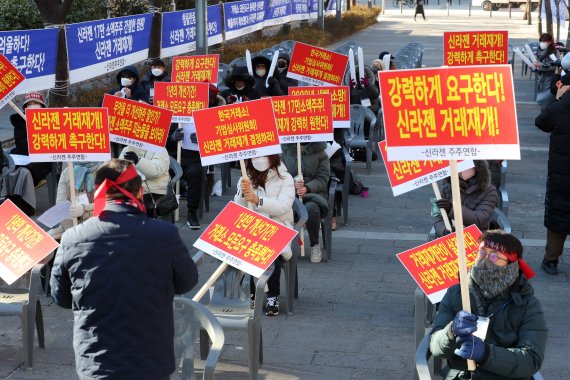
[2,9,569,380]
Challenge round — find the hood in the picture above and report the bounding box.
[115,65,140,86]
[302,142,327,155]
[278,52,291,63]
[226,65,255,89]
[444,160,491,190]
[251,55,272,78]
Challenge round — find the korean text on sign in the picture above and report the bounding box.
[26,107,111,162]
[193,201,298,277]
[103,94,173,153]
[272,93,334,143]
[154,82,209,123]
[223,0,266,41]
[289,85,350,128]
[444,31,508,66]
[379,65,519,161]
[193,98,282,166]
[0,200,59,285]
[0,54,25,109]
[171,54,219,83]
[397,225,482,303]
[378,140,474,196]
[287,42,349,86]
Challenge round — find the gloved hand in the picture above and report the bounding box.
[349,78,357,89]
[227,94,238,104]
[454,335,486,363]
[190,133,197,144]
[124,151,139,164]
[442,229,453,236]
[171,128,184,142]
[452,311,478,337]
[241,95,249,102]
[436,198,452,213]
[360,76,370,87]
[70,203,84,218]
[267,77,278,89]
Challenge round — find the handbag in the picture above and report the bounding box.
[144,180,178,217]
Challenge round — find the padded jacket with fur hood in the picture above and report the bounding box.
[434,160,498,237]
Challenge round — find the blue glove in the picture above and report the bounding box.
[452,311,478,337]
[124,151,139,164]
[454,335,486,363]
[171,128,184,142]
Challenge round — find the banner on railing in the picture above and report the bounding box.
[291,0,311,21]
[0,28,58,94]
[161,5,223,58]
[264,0,292,27]
[26,107,111,162]
[223,0,266,41]
[66,14,152,84]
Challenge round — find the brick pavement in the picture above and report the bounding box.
[1,8,569,380]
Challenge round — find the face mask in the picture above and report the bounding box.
[251,157,271,172]
[470,259,519,299]
[277,67,286,73]
[26,104,42,109]
[459,167,476,181]
[151,68,163,77]
[235,84,245,90]
[121,77,133,86]
[539,42,549,50]
[255,69,267,77]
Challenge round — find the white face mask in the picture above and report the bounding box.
[459,167,476,181]
[121,77,133,86]
[539,42,549,50]
[235,84,245,91]
[251,157,271,172]
[26,104,42,109]
[151,68,163,77]
[255,69,267,77]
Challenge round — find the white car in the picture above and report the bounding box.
[471,0,538,12]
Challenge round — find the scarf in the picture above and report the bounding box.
[93,164,145,216]
[470,259,519,301]
[73,162,98,193]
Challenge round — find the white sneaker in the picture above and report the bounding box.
[47,225,65,240]
[310,245,322,263]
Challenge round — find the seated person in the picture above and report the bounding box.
[119,146,170,218]
[222,66,261,104]
[48,162,100,239]
[281,142,330,263]
[109,65,150,103]
[234,154,295,316]
[434,160,498,238]
[429,230,547,380]
[141,58,171,104]
[9,91,53,186]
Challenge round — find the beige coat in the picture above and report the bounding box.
[119,146,170,195]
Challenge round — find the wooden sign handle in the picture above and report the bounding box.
[175,137,182,222]
[449,160,476,372]
[432,182,453,232]
[9,101,26,120]
[67,162,78,227]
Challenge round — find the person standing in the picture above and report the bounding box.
[535,74,570,275]
[141,58,171,104]
[533,33,560,109]
[50,159,198,380]
[414,0,426,21]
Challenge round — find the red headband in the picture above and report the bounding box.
[93,164,145,216]
[482,241,535,279]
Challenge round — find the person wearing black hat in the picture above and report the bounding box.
[430,230,546,380]
[274,52,298,93]
[141,58,172,104]
[251,55,283,97]
[535,73,570,275]
[221,66,261,104]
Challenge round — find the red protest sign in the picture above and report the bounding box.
[397,225,482,303]
[103,94,173,153]
[272,94,334,144]
[289,86,350,128]
[379,65,519,161]
[444,31,508,66]
[379,140,474,196]
[193,98,281,166]
[287,42,348,86]
[0,200,59,285]
[26,107,111,162]
[154,82,209,123]
[0,54,26,109]
[171,55,219,83]
[194,201,298,277]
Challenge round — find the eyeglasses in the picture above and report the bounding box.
[477,249,509,263]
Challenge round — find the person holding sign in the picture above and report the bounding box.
[222,66,261,104]
[251,55,284,97]
[534,33,560,109]
[274,52,299,93]
[429,230,546,380]
[108,66,150,103]
[141,58,171,104]
[434,161,498,238]
[234,154,295,316]
[282,142,330,263]
[50,159,198,380]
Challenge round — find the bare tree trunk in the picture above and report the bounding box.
[544,0,553,35]
[33,0,73,107]
[567,2,570,46]
[148,0,163,60]
[538,0,543,34]
[554,0,560,41]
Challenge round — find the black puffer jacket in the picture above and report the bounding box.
[251,55,283,97]
[9,113,28,155]
[434,160,498,237]
[222,66,261,104]
[108,65,150,103]
[275,52,298,94]
[50,202,198,380]
[535,90,570,233]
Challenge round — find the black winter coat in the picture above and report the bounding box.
[9,113,28,155]
[535,91,570,233]
[108,65,150,103]
[50,202,198,380]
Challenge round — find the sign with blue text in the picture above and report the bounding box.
[161,5,223,58]
[0,28,58,94]
[264,0,292,27]
[223,0,266,41]
[66,14,152,84]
